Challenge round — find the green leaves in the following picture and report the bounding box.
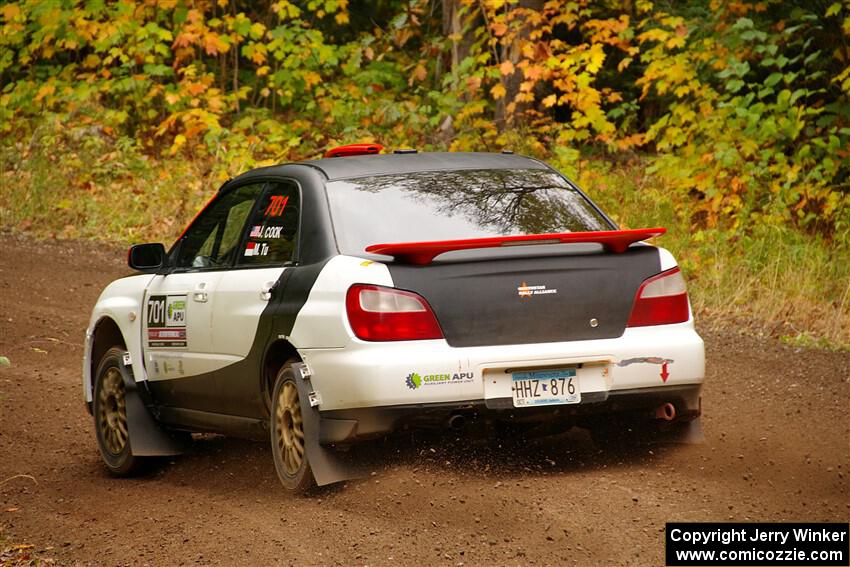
[0,0,846,242]
[764,72,783,87]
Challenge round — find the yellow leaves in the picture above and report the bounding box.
[524,64,544,81]
[491,83,507,100]
[272,1,301,19]
[584,15,630,46]
[170,133,186,155]
[186,82,206,96]
[666,28,687,49]
[392,26,414,48]
[638,28,670,44]
[335,11,349,25]
[666,61,691,83]
[615,133,645,150]
[542,94,557,107]
[586,44,606,73]
[409,61,427,85]
[179,64,198,80]
[413,63,427,82]
[249,22,266,40]
[491,22,508,37]
[155,28,173,42]
[303,71,322,89]
[826,2,843,17]
[202,32,229,56]
[34,83,55,102]
[659,15,685,28]
[245,43,268,65]
[206,90,224,113]
[173,31,195,50]
[674,84,691,98]
[499,59,515,76]
[836,64,850,92]
[1,4,21,21]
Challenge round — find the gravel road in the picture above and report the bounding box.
[1,234,847,566]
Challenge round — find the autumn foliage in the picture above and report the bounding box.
[1,0,849,239]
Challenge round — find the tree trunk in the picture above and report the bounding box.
[495,0,544,127]
[442,0,477,91]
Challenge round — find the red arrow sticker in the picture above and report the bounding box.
[616,356,674,383]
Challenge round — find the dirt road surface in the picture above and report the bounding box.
[0,233,848,566]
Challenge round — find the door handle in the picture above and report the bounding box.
[192,282,208,303]
[260,280,278,301]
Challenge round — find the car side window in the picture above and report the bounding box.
[238,181,300,266]
[173,184,265,270]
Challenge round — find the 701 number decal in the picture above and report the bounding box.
[146,295,188,348]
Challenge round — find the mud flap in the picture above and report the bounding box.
[291,363,366,487]
[118,355,186,457]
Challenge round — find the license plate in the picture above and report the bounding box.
[511,368,580,407]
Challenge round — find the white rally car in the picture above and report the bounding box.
[83,146,705,491]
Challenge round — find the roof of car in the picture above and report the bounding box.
[298,151,549,181]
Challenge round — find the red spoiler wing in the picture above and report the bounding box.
[364,228,666,265]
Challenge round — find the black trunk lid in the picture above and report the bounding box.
[387,246,661,347]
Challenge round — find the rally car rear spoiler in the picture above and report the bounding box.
[365,228,666,265]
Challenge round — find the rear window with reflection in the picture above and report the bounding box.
[325,168,612,258]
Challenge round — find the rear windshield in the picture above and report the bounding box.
[325,168,612,257]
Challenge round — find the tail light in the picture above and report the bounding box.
[346,284,444,341]
[627,267,690,327]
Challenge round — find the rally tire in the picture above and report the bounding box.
[270,364,315,493]
[93,347,144,476]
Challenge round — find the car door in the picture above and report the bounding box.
[204,180,302,417]
[142,182,265,411]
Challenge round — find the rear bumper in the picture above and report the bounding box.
[318,383,702,444]
[301,321,705,412]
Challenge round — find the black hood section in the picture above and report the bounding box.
[387,246,662,347]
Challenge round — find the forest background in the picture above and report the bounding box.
[1,0,848,347]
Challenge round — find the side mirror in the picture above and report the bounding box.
[128,243,166,272]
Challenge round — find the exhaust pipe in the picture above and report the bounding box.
[448,414,466,429]
[655,402,676,421]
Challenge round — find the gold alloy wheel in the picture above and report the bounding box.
[98,367,129,455]
[275,381,305,475]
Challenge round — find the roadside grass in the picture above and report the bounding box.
[0,125,216,244]
[2,131,848,348]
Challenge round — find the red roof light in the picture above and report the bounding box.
[324,144,384,158]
